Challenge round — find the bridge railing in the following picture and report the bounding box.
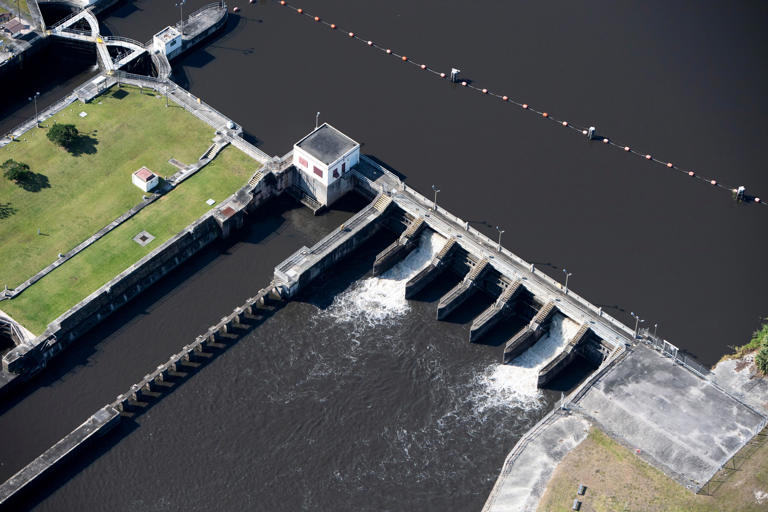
[103,35,145,48]
[27,0,45,30]
[48,6,90,31]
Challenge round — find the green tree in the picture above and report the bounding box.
[46,123,79,148]
[1,159,31,182]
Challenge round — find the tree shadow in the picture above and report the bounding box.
[66,134,98,156]
[16,172,51,192]
[111,89,129,100]
[0,202,17,219]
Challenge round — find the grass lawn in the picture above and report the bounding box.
[0,85,214,289]
[2,146,260,334]
[538,426,768,512]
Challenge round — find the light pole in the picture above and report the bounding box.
[495,226,505,251]
[562,268,572,294]
[653,323,658,338]
[315,111,320,129]
[630,311,644,339]
[431,185,440,211]
[176,0,186,34]
[29,91,40,127]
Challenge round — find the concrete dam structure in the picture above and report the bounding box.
[274,154,625,386]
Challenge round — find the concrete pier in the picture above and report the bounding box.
[372,217,426,276]
[503,301,559,363]
[273,194,394,298]
[436,258,492,320]
[469,279,523,342]
[0,405,120,505]
[537,324,592,386]
[404,238,461,299]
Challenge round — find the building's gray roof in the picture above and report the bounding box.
[295,123,358,165]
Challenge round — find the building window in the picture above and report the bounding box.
[298,156,308,168]
[313,166,323,178]
[332,168,339,178]
[342,162,346,173]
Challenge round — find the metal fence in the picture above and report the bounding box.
[639,327,712,378]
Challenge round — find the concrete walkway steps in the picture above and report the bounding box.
[404,237,460,299]
[469,279,523,343]
[372,217,427,276]
[436,258,492,320]
[537,323,591,386]
[503,301,559,364]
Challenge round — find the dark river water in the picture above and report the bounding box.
[1,0,767,510]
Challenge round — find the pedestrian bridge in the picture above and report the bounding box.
[48,7,145,72]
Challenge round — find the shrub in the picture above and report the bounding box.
[754,322,768,375]
[1,159,31,182]
[47,123,79,148]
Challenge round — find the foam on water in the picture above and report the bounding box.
[326,231,446,328]
[473,314,581,411]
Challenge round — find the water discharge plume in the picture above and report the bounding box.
[474,314,581,411]
[326,231,446,328]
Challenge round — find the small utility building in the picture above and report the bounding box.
[293,123,360,206]
[132,167,159,192]
[153,26,182,59]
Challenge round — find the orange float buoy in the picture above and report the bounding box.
[401,56,407,61]
[603,138,609,143]
[420,64,426,70]
[330,23,336,29]
[522,104,528,109]
[688,171,695,177]
[624,146,630,151]
[386,49,392,54]
[542,112,548,118]
[666,162,673,168]
[502,95,508,101]
[297,8,302,13]
[482,88,488,94]
[233,6,240,12]
[710,179,717,185]
[755,197,761,203]
[348,32,354,37]
[461,81,467,86]
[280,0,285,4]
[440,72,446,78]
[645,154,652,160]
[582,130,588,135]
[562,121,568,126]
[367,40,373,46]
[314,16,320,22]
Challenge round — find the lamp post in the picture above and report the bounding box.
[630,311,644,339]
[495,226,504,251]
[315,111,320,129]
[431,185,440,211]
[29,91,40,127]
[562,268,572,294]
[653,323,658,338]
[176,0,186,34]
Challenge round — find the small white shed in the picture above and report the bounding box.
[132,167,159,192]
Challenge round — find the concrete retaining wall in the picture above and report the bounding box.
[3,167,288,376]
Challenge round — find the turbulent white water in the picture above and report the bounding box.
[326,231,446,328]
[474,314,581,410]
[324,231,581,412]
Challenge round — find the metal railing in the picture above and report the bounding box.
[103,35,145,48]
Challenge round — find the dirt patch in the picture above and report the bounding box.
[538,426,768,512]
